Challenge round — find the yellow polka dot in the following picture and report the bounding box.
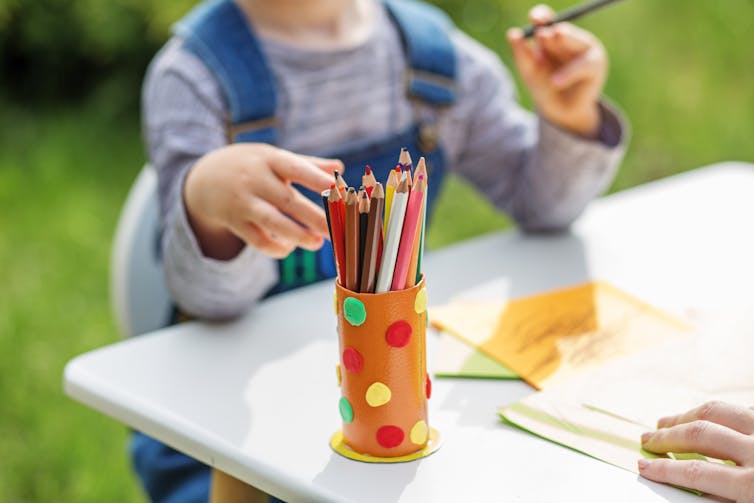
[333,290,338,314]
[414,287,427,314]
[335,364,342,387]
[365,382,392,407]
[410,420,428,445]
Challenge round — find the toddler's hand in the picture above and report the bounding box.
[639,401,754,502]
[507,4,607,138]
[184,143,343,260]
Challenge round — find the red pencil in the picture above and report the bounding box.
[328,185,347,284]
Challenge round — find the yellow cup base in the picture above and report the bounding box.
[329,428,442,463]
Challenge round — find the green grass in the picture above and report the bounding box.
[1,1,753,501]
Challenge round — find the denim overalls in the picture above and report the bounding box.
[131,0,457,500]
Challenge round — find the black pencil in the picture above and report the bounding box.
[522,0,625,38]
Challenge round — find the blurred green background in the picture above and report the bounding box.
[0,0,752,500]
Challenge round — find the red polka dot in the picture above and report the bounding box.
[376,425,405,448]
[385,320,412,348]
[425,375,432,399]
[342,348,363,373]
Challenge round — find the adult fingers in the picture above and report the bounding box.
[642,420,754,465]
[658,401,754,435]
[551,48,603,89]
[638,458,742,501]
[267,148,335,192]
[244,198,324,252]
[529,4,555,25]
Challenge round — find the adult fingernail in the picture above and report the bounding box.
[638,459,650,471]
[507,27,523,40]
[641,432,652,443]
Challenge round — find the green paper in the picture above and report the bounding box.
[434,331,519,380]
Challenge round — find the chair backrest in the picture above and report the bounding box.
[111,165,172,337]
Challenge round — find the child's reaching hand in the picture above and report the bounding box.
[507,4,607,139]
[184,143,344,260]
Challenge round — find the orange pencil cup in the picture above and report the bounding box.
[330,277,441,462]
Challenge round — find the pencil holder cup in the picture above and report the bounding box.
[330,277,441,462]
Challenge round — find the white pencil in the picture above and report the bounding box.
[375,173,410,293]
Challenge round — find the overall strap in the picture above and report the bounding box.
[173,0,278,144]
[383,0,457,107]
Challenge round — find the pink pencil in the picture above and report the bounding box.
[391,174,426,291]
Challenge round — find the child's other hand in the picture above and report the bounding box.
[507,4,606,139]
[639,401,754,502]
[184,143,343,260]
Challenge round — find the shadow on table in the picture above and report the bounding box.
[313,452,421,502]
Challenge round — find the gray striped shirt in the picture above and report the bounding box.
[142,2,626,319]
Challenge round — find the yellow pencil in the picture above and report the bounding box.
[383,167,399,238]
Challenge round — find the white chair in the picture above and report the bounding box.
[111,165,173,337]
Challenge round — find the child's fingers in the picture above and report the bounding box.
[232,221,295,259]
[638,459,742,501]
[529,4,555,25]
[658,401,754,435]
[268,149,335,191]
[255,172,330,238]
[246,198,324,252]
[551,49,601,89]
[549,23,595,56]
[642,421,754,465]
[507,28,540,80]
[300,155,345,175]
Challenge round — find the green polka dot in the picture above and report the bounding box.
[339,396,353,423]
[343,297,367,326]
[414,287,428,314]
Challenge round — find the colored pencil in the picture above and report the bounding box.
[383,167,399,238]
[335,170,348,194]
[321,187,334,245]
[399,147,413,171]
[522,0,625,38]
[413,157,429,285]
[360,183,383,293]
[376,174,409,293]
[358,189,369,289]
[327,184,347,284]
[362,166,377,198]
[391,174,426,291]
[344,188,360,291]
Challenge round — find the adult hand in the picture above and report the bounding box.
[639,401,754,502]
[184,143,343,260]
[507,4,607,138]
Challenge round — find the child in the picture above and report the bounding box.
[136,0,626,500]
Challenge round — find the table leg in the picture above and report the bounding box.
[210,469,270,503]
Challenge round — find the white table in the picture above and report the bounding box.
[65,162,754,502]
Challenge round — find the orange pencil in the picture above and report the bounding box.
[391,174,426,291]
[360,183,384,293]
[344,188,360,292]
[328,184,347,285]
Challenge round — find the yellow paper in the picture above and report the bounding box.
[499,308,754,476]
[431,281,692,389]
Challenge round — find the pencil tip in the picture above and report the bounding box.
[365,165,371,175]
